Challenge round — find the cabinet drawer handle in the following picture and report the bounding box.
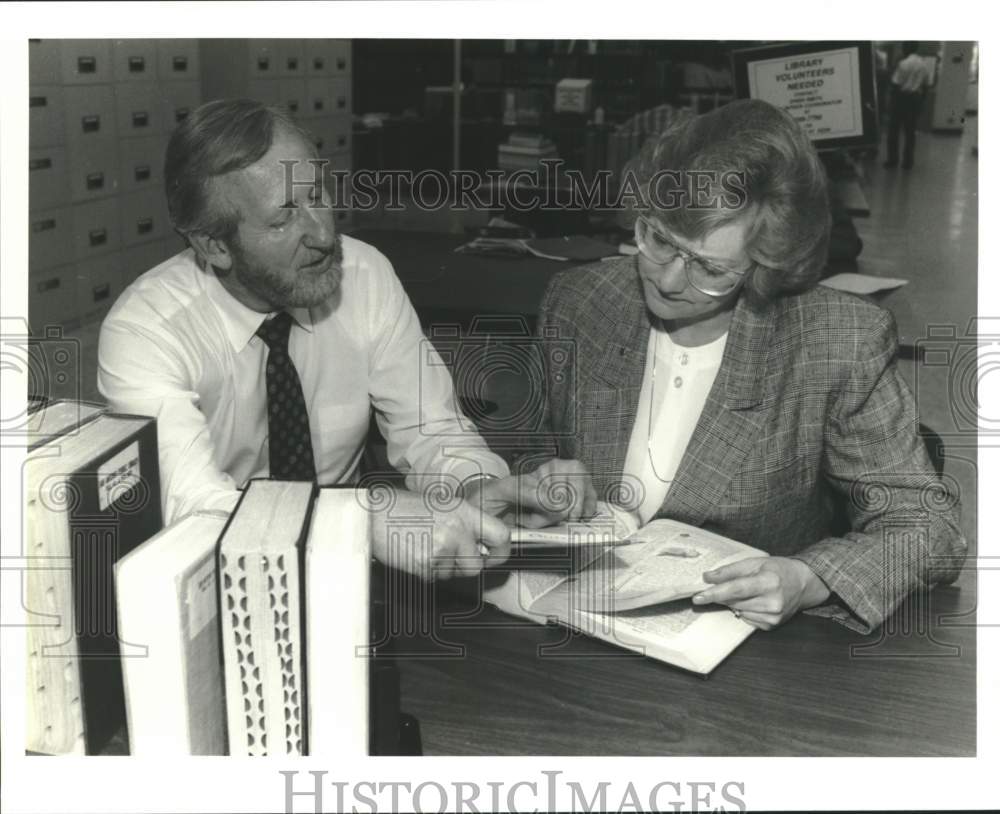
[174,107,190,123]
[86,171,105,191]
[287,57,299,71]
[313,57,325,71]
[313,99,324,112]
[89,228,107,247]
[33,218,57,233]
[336,58,346,71]
[257,56,270,71]
[134,164,151,182]
[137,217,154,235]
[93,283,111,302]
[172,55,188,72]
[30,157,53,171]
[128,56,146,73]
[337,135,347,148]
[336,95,346,110]
[131,110,149,128]
[77,56,97,74]
[37,277,61,293]
[30,95,48,108]
[81,115,101,133]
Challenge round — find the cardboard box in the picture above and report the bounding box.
[555,78,593,113]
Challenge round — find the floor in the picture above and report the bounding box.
[61,121,979,547]
[853,121,979,549]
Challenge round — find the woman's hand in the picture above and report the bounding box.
[692,556,831,630]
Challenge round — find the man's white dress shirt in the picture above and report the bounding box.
[98,235,508,523]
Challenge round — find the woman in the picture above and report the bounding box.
[532,99,965,633]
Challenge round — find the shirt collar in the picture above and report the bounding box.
[203,267,317,352]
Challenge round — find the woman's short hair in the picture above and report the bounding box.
[628,98,831,302]
[164,98,313,242]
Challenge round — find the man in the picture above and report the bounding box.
[99,99,585,579]
[884,42,932,170]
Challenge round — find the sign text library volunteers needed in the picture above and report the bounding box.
[747,47,864,140]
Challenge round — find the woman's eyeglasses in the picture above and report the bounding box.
[634,215,753,297]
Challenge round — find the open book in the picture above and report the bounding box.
[486,512,767,675]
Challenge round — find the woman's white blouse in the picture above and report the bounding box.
[622,327,728,524]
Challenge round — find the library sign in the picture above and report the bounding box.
[747,47,864,140]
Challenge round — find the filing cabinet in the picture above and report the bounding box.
[279,78,307,118]
[157,40,200,81]
[67,138,120,202]
[29,146,69,211]
[330,77,351,115]
[29,40,62,85]
[63,84,117,142]
[76,254,124,322]
[309,116,352,157]
[72,198,122,261]
[115,83,166,137]
[30,207,75,271]
[305,78,333,118]
[248,40,280,79]
[29,38,201,333]
[119,137,165,193]
[113,39,159,83]
[60,40,113,85]
[29,86,65,148]
[277,41,305,77]
[160,81,200,131]
[29,265,81,329]
[120,189,171,247]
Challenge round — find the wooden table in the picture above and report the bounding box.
[381,567,976,756]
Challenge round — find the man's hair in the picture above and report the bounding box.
[164,98,314,243]
[627,98,831,304]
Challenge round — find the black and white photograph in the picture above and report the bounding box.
[0,2,994,813]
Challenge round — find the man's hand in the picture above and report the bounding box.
[691,556,831,630]
[369,488,511,580]
[466,458,598,528]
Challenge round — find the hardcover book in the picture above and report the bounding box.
[115,510,231,755]
[217,480,369,756]
[25,407,162,754]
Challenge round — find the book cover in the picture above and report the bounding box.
[116,510,230,755]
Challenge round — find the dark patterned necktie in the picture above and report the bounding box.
[256,312,316,481]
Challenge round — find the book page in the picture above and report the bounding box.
[529,519,766,614]
[509,501,639,547]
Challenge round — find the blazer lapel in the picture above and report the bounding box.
[659,294,778,526]
[580,270,649,496]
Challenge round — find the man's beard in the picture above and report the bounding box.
[232,233,344,309]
